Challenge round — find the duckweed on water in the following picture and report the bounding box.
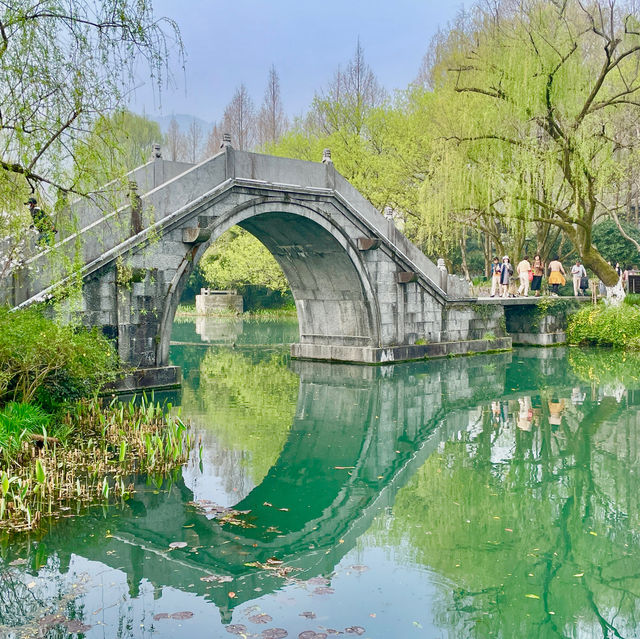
[0,394,195,532]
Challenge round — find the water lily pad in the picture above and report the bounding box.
[350,565,368,572]
[298,632,327,639]
[153,613,170,621]
[306,577,329,585]
[63,619,92,633]
[169,541,187,549]
[299,612,316,619]
[170,611,194,620]
[227,624,248,634]
[38,614,66,629]
[345,627,365,635]
[313,587,335,595]
[249,614,273,624]
[262,629,288,638]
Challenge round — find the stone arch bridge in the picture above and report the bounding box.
[2,146,552,384]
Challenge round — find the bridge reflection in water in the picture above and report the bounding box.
[2,346,640,637]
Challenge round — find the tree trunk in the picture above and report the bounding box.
[581,246,624,305]
[459,233,471,282]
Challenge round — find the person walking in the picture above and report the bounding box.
[25,197,56,246]
[500,256,513,298]
[571,259,587,296]
[490,256,501,297]
[517,255,532,297]
[531,254,544,296]
[548,256,566,296]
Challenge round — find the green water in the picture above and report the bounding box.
[2,319,640,638]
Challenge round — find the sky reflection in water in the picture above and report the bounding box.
[2,318,640,638]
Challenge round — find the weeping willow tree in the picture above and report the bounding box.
[420,0,640,294]
[0,1,180,259]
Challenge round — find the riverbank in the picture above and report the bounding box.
[0,306,195,533]
[567,297,640,349]
[0,395,194,533]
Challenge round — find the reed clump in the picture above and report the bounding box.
[0,394,194,533]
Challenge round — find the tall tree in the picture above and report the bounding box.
[204,122,224,158]
[258,65,288,147]
[165,117,187,162]
[311,39,387,137]
[419,0,640,292]
[222,84,256,151]
[185,119,203,163]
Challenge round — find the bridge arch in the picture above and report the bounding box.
[158,195,382,365]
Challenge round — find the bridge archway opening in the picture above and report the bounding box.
[161,204,380,365]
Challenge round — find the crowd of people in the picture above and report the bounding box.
[488,255,637,298]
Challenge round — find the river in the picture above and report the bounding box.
[2,316,640,638]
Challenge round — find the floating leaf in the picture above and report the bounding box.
[153,613,170,620]
[299,612,316,619]
[313,587,335,595]
[170,611,194,620]
[345,627,365,636]
[262,629,288,639]
[249,614,272,624]
[350,565,368,572]
[63,619,92,633]
[227,624,248,634]
[298,632,326,639]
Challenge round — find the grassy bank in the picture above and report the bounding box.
[0,307,195,532]
[0,396,193,532]
[567,300,640,349]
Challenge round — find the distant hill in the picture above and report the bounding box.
[149,113,214,134]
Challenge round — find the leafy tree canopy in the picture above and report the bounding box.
[200,227,289,293]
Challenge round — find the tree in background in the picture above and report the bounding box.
[166,116,187,162]
[73,111,164,191]
[204,122,224,158]
[419,0,640,291]
[185,119,203,163]
[257,65,288,147]
[200,227,288,293]
[223,84,256,151]
[0,0,180,211]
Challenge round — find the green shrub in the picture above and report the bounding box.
[567,303,640,349]
[624,294,640,307]
[0,402,50,460]
[0,307,120,407]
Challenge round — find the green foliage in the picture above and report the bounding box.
[592,219,640,269]
[624,294,640,306]
[0,403,50,461]
[567,303,640,349]
[200,227,289,293]
[73,110,164,191]
[0,1,180,219]
[0,307,120,407]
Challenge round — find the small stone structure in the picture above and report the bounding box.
[195,288,243,314]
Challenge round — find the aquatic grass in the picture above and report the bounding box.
[0,395,196,532]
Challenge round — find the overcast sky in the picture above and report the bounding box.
[129,0,466,125]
